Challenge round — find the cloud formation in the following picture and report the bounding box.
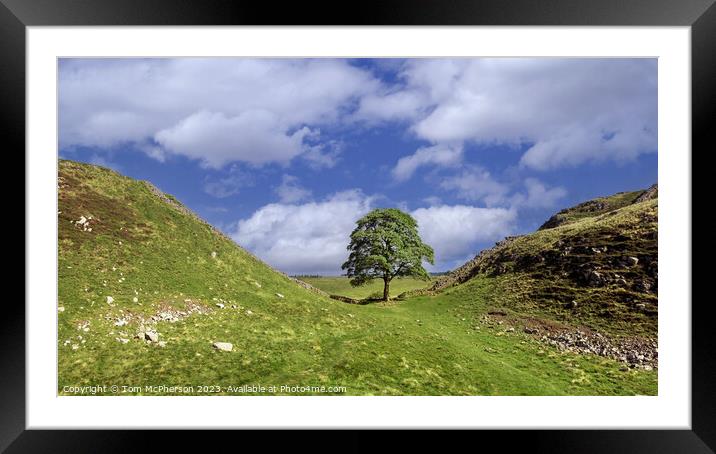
[59,58,378,168]
[510,178,568,209]
[411,205,517,266]
[232,190,374,275]
[392,144,463,182]
[154,110,312,168]
[378,58,657,176]
[439,166,509,206]
[61,58,656,173]
[274,175,312,203]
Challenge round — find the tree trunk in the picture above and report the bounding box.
[383,277,390,301]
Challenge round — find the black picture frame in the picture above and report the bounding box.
[6,0,714,451]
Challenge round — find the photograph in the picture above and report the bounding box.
[56,57,658,396]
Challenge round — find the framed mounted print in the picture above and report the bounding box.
[8,0,715,451]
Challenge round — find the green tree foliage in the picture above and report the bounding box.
[342,208,434,301]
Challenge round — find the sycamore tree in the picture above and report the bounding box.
[342,208,434,301]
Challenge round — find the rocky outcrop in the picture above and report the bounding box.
[635,183,658,203]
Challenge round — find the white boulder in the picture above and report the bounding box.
[212,342,233,352]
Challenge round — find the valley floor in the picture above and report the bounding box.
[59,275,657,396]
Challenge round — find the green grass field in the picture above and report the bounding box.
[57,160,657,396]
[297,276,432,299]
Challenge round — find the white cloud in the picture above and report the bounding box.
[439,166,509,206]
[301,140,343,169]
[411,205,517,266]
[355,89,427,122]
[61,58,656,172]
[155,110,312,168]
[364,59,657,170]
[138,144,168,163]
[232,190,374,275]
[59,58,379,167]
[233,189,517,274]
[275,175,312,203]
[392,144,463,181]
[510,178,567,209]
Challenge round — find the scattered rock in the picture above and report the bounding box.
[132,297,139,303]
[157,341,167,347]
[75,215,94,232]
[626,256,639,267]
[144,331,159,342]
[116,337,129,344]
[543,329,657,369]
[216,303,225,309]
[106,296,114,305]
[58,306,65,313]
[635,280,652,293]
[212,342,233,352]
[587,270,604,287]
[211,251,217,258]
[276,293,285,298]
[524,327,538,334]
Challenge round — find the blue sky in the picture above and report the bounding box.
[59,58,657,275]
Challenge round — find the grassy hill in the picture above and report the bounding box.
[58,160,656,395]
[405,186,658,369]
[537,186,655,230]
[415,187,657,335]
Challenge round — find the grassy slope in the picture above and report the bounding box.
[299,276,431,300]
[538,189,647,230]
[58,160,656,395]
